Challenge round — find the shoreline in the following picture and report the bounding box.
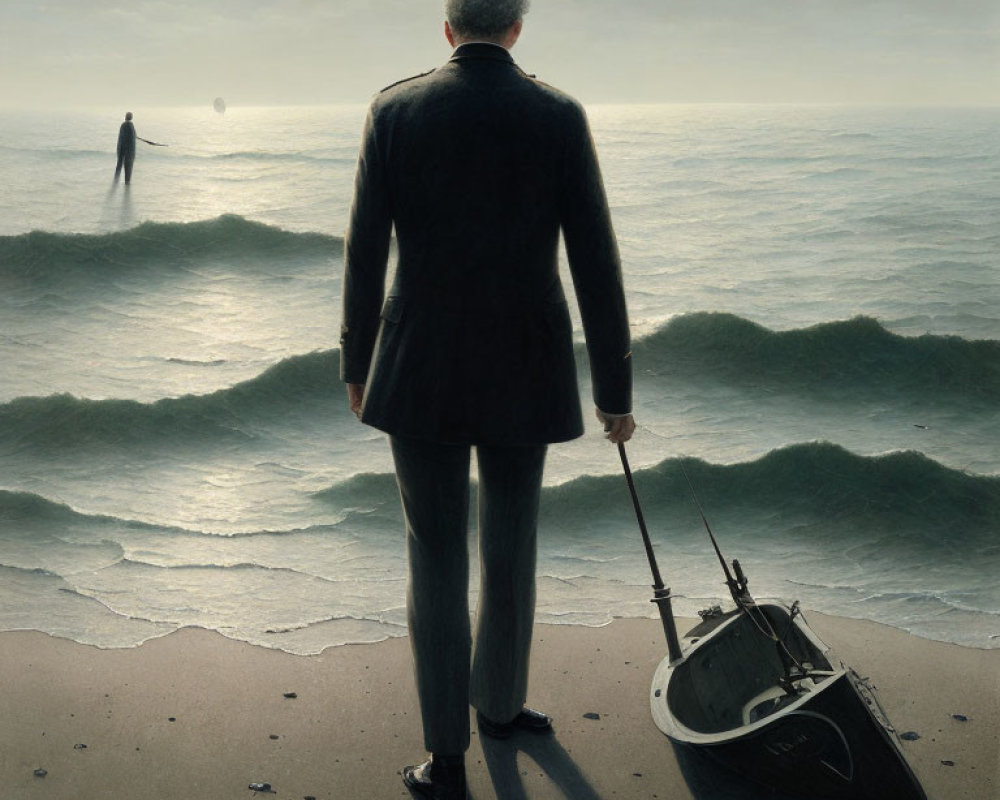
[1,614,996,799]
[8,602,1000,658]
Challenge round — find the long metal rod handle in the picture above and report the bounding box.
[618,442,684,663]
[618,442,665,590]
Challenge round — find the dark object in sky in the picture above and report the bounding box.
[214,97,226,113]
[619,443,929,800]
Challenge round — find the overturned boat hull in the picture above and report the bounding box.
[650,603,927,800]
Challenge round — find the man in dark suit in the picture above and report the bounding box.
[340,1,634,796]
[113,112,164,184]
[114,112,137,184]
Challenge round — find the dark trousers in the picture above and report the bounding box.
[389,435,547,755]
[114,154,134,183]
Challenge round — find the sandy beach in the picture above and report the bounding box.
[1,614,995,800]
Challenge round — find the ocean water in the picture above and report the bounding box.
[0,104,997,655]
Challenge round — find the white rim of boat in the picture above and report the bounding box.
[649,601,847,745]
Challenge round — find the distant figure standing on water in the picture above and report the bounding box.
[114,112,165,184]
[340,0,634,796]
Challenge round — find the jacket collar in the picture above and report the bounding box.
[448,42,515,65]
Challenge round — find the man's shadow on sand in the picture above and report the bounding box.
[476,730,809,800]
[478,728,602,800]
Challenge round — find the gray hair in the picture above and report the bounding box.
[445,0,529,39]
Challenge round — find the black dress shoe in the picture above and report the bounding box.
[476,707,553,739]
[401,754,468,800]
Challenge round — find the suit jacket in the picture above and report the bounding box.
[117,121,136,159]
[340,42,631,445]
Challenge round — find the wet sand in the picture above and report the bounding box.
[0,614,995,799]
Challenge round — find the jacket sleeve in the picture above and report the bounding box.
[340,104,393,384]
[559,101,632,416]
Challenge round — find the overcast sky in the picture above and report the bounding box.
[1,0,997,108]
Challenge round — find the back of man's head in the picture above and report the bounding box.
[125,112,133,121]
[445,0,529,40]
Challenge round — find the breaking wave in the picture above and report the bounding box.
[3,311,998,453]
[632,313,1000,400]
[0,215,342,280]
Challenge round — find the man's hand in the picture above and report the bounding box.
[596,408,635,444]
[348,383,365,419]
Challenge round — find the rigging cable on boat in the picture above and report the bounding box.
[678,461,744,601]
[677,461,811,687]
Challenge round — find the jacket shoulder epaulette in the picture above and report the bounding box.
[515,68,554,88]
[380,68,436,93]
